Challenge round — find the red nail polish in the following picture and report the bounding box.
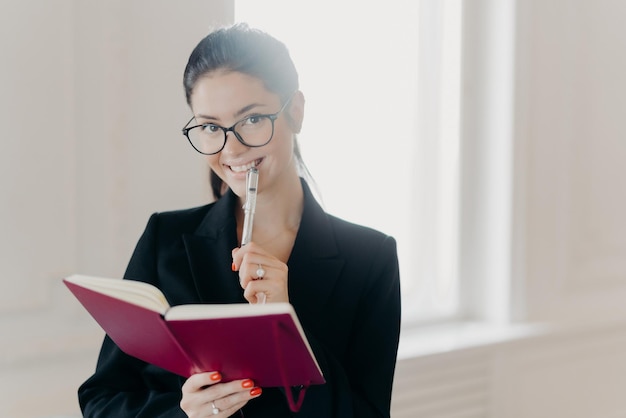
[231,262,237,271]
[241,379,254,388]
[250,387,262,397]
[210,372,222,381]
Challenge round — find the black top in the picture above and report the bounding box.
[78,180,401,417]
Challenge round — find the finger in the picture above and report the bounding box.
[231,247,240,272]
[239,260,271,289]
[237,256,279,288]
[243,281,265,304]
[231,242,270,269]
[231,242,255,268]
[180,372,222,414]
[205,380,263,416]
[240,261,288,293]
[212,399,251,418]
[212,382,263,414]
[243,278,287,304]
[182,371,222,393]
[231,245,248,272]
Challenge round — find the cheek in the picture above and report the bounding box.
[206,155,222,174]
[270,126,295,158]
[278,135,296,163]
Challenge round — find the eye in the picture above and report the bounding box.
[201,123,221,133]
[243,115,265,125]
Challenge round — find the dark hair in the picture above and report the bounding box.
[183,23,311,200]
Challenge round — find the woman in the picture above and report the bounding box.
[78,23,401,417]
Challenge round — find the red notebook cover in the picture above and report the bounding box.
[64,281,196,377]
[63,279,325,389]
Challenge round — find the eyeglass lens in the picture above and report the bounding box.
[186,115,274,155]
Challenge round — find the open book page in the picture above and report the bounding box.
[165,302,294,320]
[64,274,170,314]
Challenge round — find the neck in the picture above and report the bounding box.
[255,175,304,233]
[236,172,304,247]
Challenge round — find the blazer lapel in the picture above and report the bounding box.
[183,190,247,304]
[288,182,344,317]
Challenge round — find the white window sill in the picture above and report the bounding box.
[397,320,550,361]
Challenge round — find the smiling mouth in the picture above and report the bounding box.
[229,158,263,173]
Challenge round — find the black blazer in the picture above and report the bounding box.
[79,180,401,418]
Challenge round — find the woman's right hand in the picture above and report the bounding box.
[180,371,262,417]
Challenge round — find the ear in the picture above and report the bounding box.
[287,90,305,133]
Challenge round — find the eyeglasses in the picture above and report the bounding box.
[182,95,293,155]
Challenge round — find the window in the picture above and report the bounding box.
[236,0,463,323]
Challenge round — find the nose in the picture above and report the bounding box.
[220,130,248,155]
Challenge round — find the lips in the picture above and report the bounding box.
[228,158,263,173]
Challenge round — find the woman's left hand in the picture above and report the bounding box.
[232,242,290,304]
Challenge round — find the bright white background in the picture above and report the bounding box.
[237,0,463,321]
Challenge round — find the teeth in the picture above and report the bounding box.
[230,160,257,173]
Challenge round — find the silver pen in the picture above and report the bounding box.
[241,167,258,247]
[240,167,266,304]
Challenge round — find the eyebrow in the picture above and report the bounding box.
[195,102,267,122]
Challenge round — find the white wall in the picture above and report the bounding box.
[0,1,232,417]
[513,0,626,325]
[394,0,626,417]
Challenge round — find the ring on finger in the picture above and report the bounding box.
[211,401,219,415]
[256,264,265,279]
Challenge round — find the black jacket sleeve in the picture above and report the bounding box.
[78,214,188,418]
[291,235,401,418]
